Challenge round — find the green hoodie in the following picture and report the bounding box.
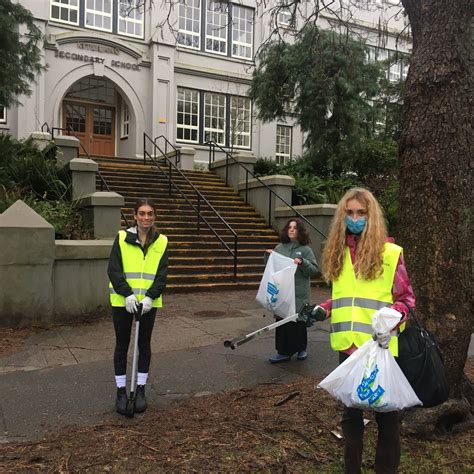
[272,241,319,312]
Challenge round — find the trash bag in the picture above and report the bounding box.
[256,252,297,318]
[318,311,422,412]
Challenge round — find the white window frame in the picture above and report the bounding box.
[275,125,292,164]
[85,0,113,33]
[205,1,228,55]
[118,0,145,38]
[50,0,79,26]
[204,92,226,146]
[0,106,6,124]
[277,5,292,27]
[178,0,201,50]
[176,88,200,144]
[121,102,130,139]
[230,96,251,149]
[231,5,253,60]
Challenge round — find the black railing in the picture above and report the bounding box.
[46,123,129,228]
[144,133,238,279]
[207,141,328,239]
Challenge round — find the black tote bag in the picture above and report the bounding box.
[396,304,449,408]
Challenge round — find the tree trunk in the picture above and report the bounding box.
[399,0,473,403]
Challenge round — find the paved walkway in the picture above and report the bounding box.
[0,288,337,443]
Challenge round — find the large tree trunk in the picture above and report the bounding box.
[399,0,473,410]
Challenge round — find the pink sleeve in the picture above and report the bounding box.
[390,254,416,327]
[320,299,332,319]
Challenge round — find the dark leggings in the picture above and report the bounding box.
[339,352,401,474]
[112,306,156,376]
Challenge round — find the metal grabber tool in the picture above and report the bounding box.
[223,303,325,350]
[125,303,143,418]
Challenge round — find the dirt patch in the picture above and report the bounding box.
[0,327,37,357]
[1,375,472,473]
[193,310,227,318]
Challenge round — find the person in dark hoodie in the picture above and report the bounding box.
[108,198,168,416]
[265,218,319,363]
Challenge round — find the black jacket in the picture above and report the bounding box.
[107,227,169,300]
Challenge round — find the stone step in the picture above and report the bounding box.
[97,173,226,187]
[168,263,264,274]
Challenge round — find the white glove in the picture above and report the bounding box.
[125,294,139,314]
[374,330,391,349]
[141,296,153,314]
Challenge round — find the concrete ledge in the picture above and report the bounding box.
[210,152,256,171]
[74,191,124,207]
[30,131,52,141]
[275,203,337,216]
[238,174,295,191]
[55,239,114,260]
[69,157,98,172]
[53,135,80,147]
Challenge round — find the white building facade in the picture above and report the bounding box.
[2,0,410,165]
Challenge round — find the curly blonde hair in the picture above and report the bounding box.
[322,188,387,282]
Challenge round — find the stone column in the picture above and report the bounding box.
[54,135,80,167]
[0,201,55,326]
[69,157,99,200]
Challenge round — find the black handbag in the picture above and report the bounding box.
[396,304,449,408]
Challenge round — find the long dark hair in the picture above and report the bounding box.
[279,218,310,245]
[133,198,158,252]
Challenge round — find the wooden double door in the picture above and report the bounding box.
[63,101,115,157]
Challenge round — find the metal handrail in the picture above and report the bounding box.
[206,141,328,239]
[144,133,238,279]
[51,125,129,228]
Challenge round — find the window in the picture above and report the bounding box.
[0,106,6,124]
[85,0,113,32]
[230,96,251,148]
[276,125,292,164]
[206,1,228,55]
[178,0,201,49]
[66,77,115,104]
[204,93,226,145]
[121,102,130,138]
[177,88,200,143]
[118,0,144,38]
[231,6,253,59]
[176,88,252,148]
[65,104,86,133]
[277,7,292,27]
[50,0,79,25]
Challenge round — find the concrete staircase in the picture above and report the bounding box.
[94,156,280,292]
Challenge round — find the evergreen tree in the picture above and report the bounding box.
[0,0,45,106]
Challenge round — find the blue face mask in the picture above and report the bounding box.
[345,216,366,234]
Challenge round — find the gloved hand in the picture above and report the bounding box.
[125,294,139,314]
[373,330,391,349]
[141,296,153,314]
[298,303,326,327]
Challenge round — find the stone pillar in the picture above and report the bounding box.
[209,151,256,192]
[68,158,99,200]
[274,204,336,267]
[0,200,55,326]
[177,146,196,170]
[238,175,295,227]
[74,192,125,239]
[53,135,80,167]
[29,131,52,151]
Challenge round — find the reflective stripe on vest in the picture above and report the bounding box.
[330,242,403,357]
[109,231,168,308]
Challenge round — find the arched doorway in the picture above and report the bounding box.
[62,76,124,157]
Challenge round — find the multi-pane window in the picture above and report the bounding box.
[93,107,113,135]
[231,6,253,59]
[50,0,79,25]
[177,88,200,143]
[230,96,251,148]
[206,1,228,55]
[85,0,113,32]
[66,77,115,104]
[204,93,226,145]
[367,47,409,83]
[277,8,292,27]
[276,125,292,164]
[65,104,86,133]
[118,0,144,38]
[178,0,201,49]
[0,106,6,124]
[121,102,130,138]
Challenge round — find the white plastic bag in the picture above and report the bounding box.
[256,252,297,318]
[318,310,422,412]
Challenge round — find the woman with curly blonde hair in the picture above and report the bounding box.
[307,187,416,473]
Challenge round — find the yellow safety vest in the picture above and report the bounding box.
[330,242,404,357]
[109,231,168,308]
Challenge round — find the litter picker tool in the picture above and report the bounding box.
[125,303,143,418]
[223,304,324,350]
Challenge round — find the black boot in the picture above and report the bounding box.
[135,385,147,413]
[116,387,128,415]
